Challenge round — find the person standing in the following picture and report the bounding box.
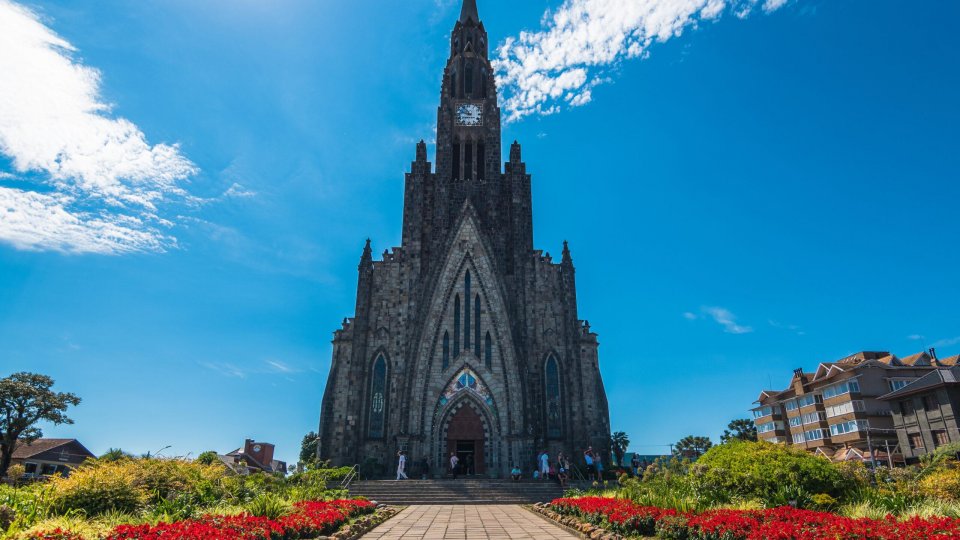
[420,456,430,479]
[595,453,604,482]
[396,451,408,480]
[465,452,474,476]
[584,447,595,481]
[449,452,460,479]
[539,450,550,481]
[631,454,641,477]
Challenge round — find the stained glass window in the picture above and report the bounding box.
[368,355,387,438]
[545,355,561,438]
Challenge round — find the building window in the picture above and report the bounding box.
[474,294,481,357]
[789,416,802,428]
[368,354,388,438]
[802,412,825,425]
[477,143,485,180]
[465,62,473,95]
[464,143,473,180]
[484,332,492,369]
[453,295,461,357]
[889,379,910,392]
[452,141,460,178]
[757,422,778,434]
[826,400,866,418]
[795,394,823,408]
[464,272,471,350]
[924,395,938,412]
[908,433,924,450]
[545,355,562,437]
[900,400,914,416]
[935,430,950,447]
[829,420,868,437]
[785,400,799,412]
[753,406,773,419]
[442,331,450,370]
[823,380,860,399]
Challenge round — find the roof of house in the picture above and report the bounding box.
[879,367,960,401]
[900,352,933,366]
[939,355,960,367]
[12,438,94,460]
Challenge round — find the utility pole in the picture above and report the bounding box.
[866,430,877,483]
[884,439,893,469]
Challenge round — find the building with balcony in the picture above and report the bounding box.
[752,350,943,462]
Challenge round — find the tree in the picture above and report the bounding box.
[195,451,219,465]
[99,448,133,462]
[721,418,758,443]
[673,435,713,459]
[0,372,81,477]
[299,431,319,467]
[610,431,630,466]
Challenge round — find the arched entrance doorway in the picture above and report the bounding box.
[446,404,485,475]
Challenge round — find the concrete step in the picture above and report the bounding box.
[347,479,566,505]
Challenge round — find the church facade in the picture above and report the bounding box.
[317,0,610,478]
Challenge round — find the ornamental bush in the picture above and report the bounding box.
[689,440,852,506]
[920,467,960,502]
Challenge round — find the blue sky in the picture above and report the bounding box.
[1,0,958,465]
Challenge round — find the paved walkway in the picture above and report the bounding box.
[362,505,578,540]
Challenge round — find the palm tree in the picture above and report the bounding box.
[610,431,630,466]
[673,435,712,459]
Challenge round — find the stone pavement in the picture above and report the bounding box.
[360,505,579,540]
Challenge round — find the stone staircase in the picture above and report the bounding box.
[347,478,566,505]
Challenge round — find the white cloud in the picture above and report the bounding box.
[702,306,753,334]
[494,0,792,122]
[933,336,960,348]
[223,183,257,199]
[907,334,926,341]
[682,311,698,320]
[0,0,196,254]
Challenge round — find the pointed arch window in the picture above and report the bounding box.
[464,271,471,350]
[484,332,492,369]
[474,294,481,357]
[453,295,461,357]
[465,62,474,95]
[545,355,562,438]
[368,354,387,439]
[442,331,450,370]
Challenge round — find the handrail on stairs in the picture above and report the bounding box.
[340,464,360,490]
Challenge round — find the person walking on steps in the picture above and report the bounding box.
[396,450,408,480]
[449,452,460,479]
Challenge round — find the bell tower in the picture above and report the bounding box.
[436,0,502,186]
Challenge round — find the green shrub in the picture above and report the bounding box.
[245,493,291,520]
[689,440,852,505]
[810,493,838,512]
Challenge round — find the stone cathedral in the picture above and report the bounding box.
[317,0,610,478]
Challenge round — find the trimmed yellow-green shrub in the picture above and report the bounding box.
[920,467,960,501]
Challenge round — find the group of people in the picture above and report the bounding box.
[396,446,619,483]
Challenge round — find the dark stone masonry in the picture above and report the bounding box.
[317,0,611,478]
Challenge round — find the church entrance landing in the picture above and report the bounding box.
[446,405,485,475]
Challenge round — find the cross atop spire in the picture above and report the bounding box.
[460,0,479,24]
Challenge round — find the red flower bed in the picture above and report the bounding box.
[29,499,374,540]
[550,496,960,540]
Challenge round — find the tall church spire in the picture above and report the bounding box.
[460,0,479,24]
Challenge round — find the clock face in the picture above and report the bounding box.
[253,445,262,453]
[456,103,483,126]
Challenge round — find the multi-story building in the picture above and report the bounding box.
[879,356,960,463]
[752,350,942,462]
